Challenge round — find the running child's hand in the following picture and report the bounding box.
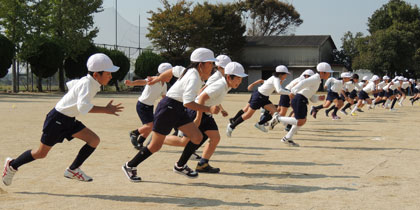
[106,100,124,116]
[221,110,228,117]
[124,80,132,86]
[209,105,220,114]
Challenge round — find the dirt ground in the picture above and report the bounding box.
[1,92,420,210]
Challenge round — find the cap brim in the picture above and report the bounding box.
[105,66,120,73]
[234,73,248,78]
[204,58,218,62]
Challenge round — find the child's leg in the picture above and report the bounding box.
[69,127,99,170]
[10,143,52,170]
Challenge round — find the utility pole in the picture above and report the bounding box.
[115,0,118,49]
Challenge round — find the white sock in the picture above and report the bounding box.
[350,105,358,114]
[278,116,297,125]
[384,99,391,108]
[285,125,300,139]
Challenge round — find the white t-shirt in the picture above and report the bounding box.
[325,77,344,93]
[205,70,223,86]
[196,77,229,114]
[291,73,321,102]
[166,68,203,104]
[363,81,376,93]
[258,76,290,96]
[377,81,387,90]
[55,74,101,117]
[285,77,302,90]
[138,82,167,106]
[401,81,410,89]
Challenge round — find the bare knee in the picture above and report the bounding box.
[32,150,48,159]
[190,132,203,145]
[209,137,220,145]
[87,136,100,148]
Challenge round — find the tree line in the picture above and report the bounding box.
[0,0,303,92]
[334,0,420,78]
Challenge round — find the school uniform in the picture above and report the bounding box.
[325,77,344,101]
[377,81,387,97]
[42,75,101,146]
[280,77,302,107]
[290,73,322,119]
[153,68,204,135]
[136,82,167,124]
[187,77,230,135]
[401,82,410,94]
[249,76,290,110]
[358,81,376,100]
[344,81,359,99]
[205,70,223,87]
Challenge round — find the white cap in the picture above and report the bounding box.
[316,62,334,73]
[224,62,248,78]
[370,75,380,81]
[215,55,231,68]
[383,75,390,80]
[398,76,404,81]
[409,78,415,83]
[362,76,369,81]
[87,53,119,72]
[275,65,290,74]
[158,63,172,74]
[190,48,218,63]
[403,77,408,81]
[341,72,352,78]
[302,69,315,76]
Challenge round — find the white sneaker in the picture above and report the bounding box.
[254,123,268,132]
[64,167,93,182]
[398,102,403,106]
[281,137,300,147]
[268,113,279,130]
[2,157,16,186]
[226,123,233,137]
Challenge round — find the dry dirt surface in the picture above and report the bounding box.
[1,93,420,210]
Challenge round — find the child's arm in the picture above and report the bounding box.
[89,100,124,116]
[247,79,264,91]
[124,79,147,86]
[148,69,174,85]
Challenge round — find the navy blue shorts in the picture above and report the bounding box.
[378,90,385,97]
[41,108,86,147]
[186,109,218,132]
[349,90,358,99]
[136,101,154,124]
[291,94,308,120]
[414,88,419,94]
[402,88,408,94]
[153,97,192,135]
[358,90,370,100]
[248,90,272,110]
[279,94,291,107]
[326,91,342,101]
[385,89,394,97]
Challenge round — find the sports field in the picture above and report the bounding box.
[1,93,420,209]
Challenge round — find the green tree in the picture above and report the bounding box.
[107,49,130,91]
[26,37,64,92]
[0,0,30,92]
[354,0,420,77]
[48,0,103,92]
[190,2,246,60]
[0,34,15,78]
[239,0,303,36]
[64,44,98,79]
[134,51,164,79]
[147,0,195,64]
[334,31,365,71]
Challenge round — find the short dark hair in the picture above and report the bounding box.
[88,71,104,76]
[226,74,240,80]
[273,72,288,77]
[352,73,359,79]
